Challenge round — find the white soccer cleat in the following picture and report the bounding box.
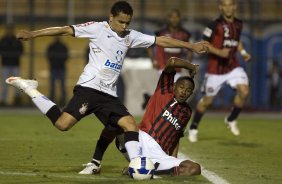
[5,77,38,94]
[78,162,101,175]
[188,129,198,143]
[225,117,240,136]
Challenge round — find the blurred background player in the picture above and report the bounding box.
[143,9,193,109]
[148,9,193,80]
[80,57,201,176]
[188,0,251,142]
[0,24,23,107]
[46,37,69,106]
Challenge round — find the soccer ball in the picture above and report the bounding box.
[128,157,155,180]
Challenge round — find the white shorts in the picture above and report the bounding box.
[139,130,186,171]
[202,67,249,96]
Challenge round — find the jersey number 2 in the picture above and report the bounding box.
[224,27,230,38]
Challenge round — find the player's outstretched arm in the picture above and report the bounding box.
[165,57,198,77]
[16,26,73,41]
[155,36,209,54]
[205,43,230,58]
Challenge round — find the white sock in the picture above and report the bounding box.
[125,141,142,161]
[32,95,56,114]
[26,89,43,98]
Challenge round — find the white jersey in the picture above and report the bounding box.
[71,21,155,97]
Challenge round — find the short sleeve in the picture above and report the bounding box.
[202,21,217,42]
[130,30,155,48]
[71,21,100,39]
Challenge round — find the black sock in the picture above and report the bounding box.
[227,106,242,122]
[46,105,61,125]
[124,131,139,142]
[91,159,101,167]
[93,137,112,161]
[189,110,204,130]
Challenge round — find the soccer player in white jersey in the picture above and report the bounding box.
[6,1,208,164]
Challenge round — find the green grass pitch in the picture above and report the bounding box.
[0,110,281,184]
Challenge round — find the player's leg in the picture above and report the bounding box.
[188,95,215,142]
[228,84,249,119]
[188,74,224,142]
[79,127,119,174]
[138,130,201,176]
[94,95,140,161]
[154,160,201,176]
[224,84,249,135]
[177,160,201,176]
[225,67,249,135]
[6,76,78,131]
[117,115,141,160]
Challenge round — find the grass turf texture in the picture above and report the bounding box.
[0,112,281,184]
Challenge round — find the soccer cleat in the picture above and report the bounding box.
[225,117,240,136]
[188,129,198,143]
[5,77,38,94]
[78,162,101,174]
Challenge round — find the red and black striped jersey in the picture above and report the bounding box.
[155,27,191,72]
[203,16,243,74]
[139,71,192,155]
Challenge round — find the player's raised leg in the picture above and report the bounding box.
[6,76,78,131]
[188,95,215,142]
[225,84,249,135]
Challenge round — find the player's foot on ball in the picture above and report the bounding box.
[188,129,198,142]
[79,162,101,174]
[5,77,38,94]
[225,117,240,136]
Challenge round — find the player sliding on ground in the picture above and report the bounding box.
[80,57,201,176]
[6,1,209,164]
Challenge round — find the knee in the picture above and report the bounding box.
[198,97,214,110]
[118,116,137,132]
[54,120,71,131]
[180,161,201,176]
[190,163,201,176]
[238,87,249,99]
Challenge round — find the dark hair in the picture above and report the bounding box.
[111,1,133,17]
[176,76,195,88]
[168,9,181,17]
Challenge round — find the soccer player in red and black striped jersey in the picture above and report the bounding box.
[152,9,193,80]
[142,9,193,109]
[80,57,201,176]
[188,0,252,142]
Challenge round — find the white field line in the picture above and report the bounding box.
[178,152,231,184]
[0,170,128,181]
[1,153,230,183]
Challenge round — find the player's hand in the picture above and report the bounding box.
[192,41,209,54]
[16,30,34,41]
[242,52,251,62]
[190,64,199,79]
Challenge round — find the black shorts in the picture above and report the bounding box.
[64,85,131,127]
